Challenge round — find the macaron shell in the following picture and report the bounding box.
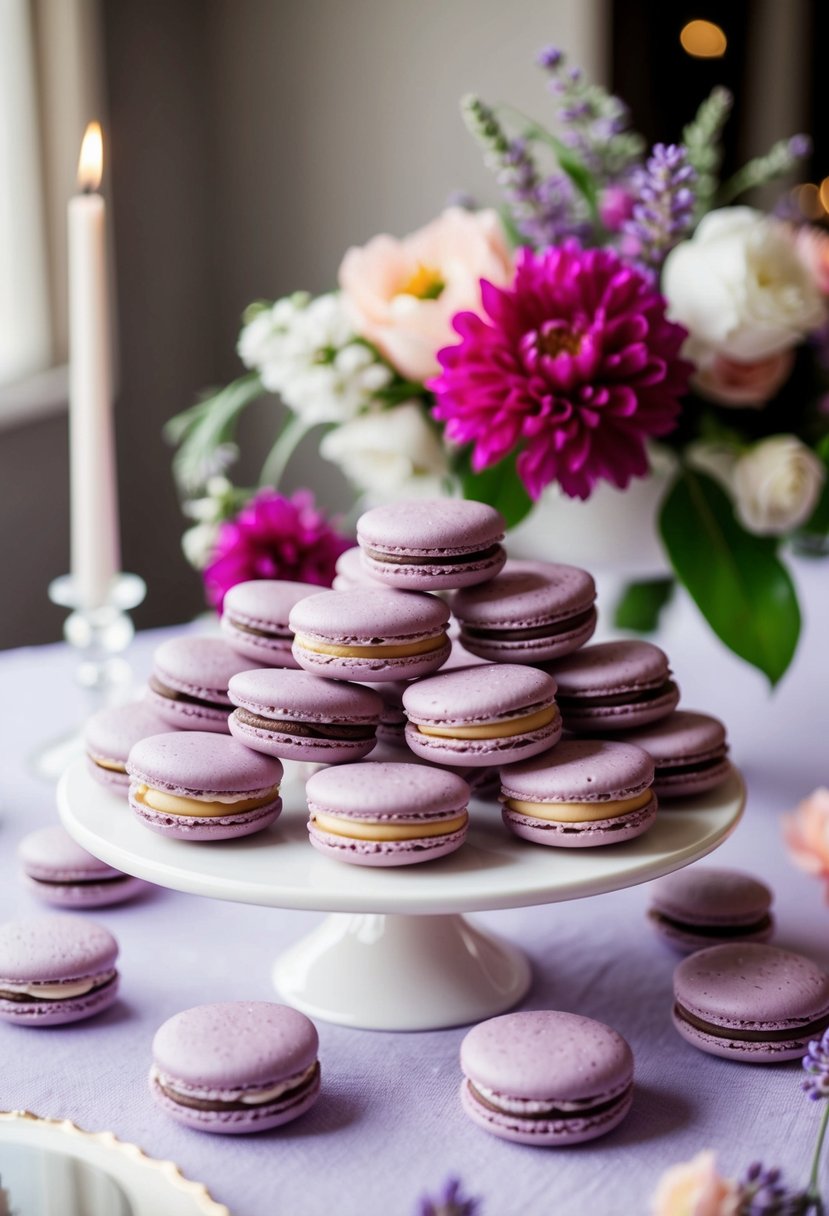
[402,664,558,725]
[143,689,233,733]
[220,619,299,668]
[221,579,321,667]
[152,636,256,700]
[130,794,282,842]
[85,702,176,767]
[361,545,507,591]
[0,975,119,1027]
[229,713,377,764]
[405,717,561,767]
[19,825,123,884]
[614,710,728,765]
[127,732,284,799]
[0,915,118,983]
[500,739,655,804]
[24,874,150,910]
[460,1077,632,1146]
[307,820,468,866]
[228,668,383,723]
[289,587,450,644]
[459,608,597,663]
[653,915,774,956]
[653,757,733,799]
[292,640,451,683]
[502,793,657,848]
[672,944,829,1062]
[557,682,679,732]
[547,640,673,696]
[357,499,505,560]
[651,868,773,929]
[150,1066,321,1133]
[86,757,131,793]
[305,761,469,820]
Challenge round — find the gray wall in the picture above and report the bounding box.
[2,0,602,647]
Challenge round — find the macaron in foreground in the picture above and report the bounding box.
[500,738,657,848]
[356,498,506,591]
[0,915,119,1026]
[672,943,829,1062]
[220,579,322,667]
[460,1010,634,1145]
[151,1001,320,1133]
[649,866,774,955]
[18,825,149,909]
[127,731,284,841]
[305,761,470,866]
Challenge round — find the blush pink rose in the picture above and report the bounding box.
[338,207,513,382]
[783,787,829,895]
[694,349,795,407]
[651,1152,740,1216]
[796,224,829,295]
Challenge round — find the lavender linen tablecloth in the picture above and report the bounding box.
[1,560,828,1216]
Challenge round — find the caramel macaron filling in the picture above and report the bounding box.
[415,703,558,742]
[310,809,468,842]
[133,784,280,819]
[504,788,652,823]
[294,632,449,660]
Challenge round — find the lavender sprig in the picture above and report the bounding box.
[682,86,733,212]
[803,1030,829,1101]
[719,134,812,205]
[416,1176,481,1216]
[536,45,644,180]
[738,1163,810,1215]
[622,143,696,269]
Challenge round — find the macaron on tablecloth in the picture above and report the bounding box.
[1,555,828,1216]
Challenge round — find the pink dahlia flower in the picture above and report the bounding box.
[429,244,691,500]
[203,489,352,611]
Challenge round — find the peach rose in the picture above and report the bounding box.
[693,349,794,408]
[783,788,829,892]
[651,1152,741,1216]
[338,208,513,382]
[796,224,829,296]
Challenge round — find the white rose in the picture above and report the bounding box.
[320,402,450,500]
[733,435,825,535]
[663,207,826,361]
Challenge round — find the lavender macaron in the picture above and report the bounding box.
[85,702,175,793]
[146,636,255,733]
[500,738,657,847]
[544,640,679,732]
[672,943,829,1062]
[151,1001,320,1133]
[127,732,283,841]
[356,499,506,591]
[290,588,451,682]
[332,546,387,592]
[403,664,561,767]
[649,867,774,954]
[452,559,597,663]
[460,1011,634,1145]
[0,915,119,1026]
[18,825,149,908]
[614,710,730,798]
[228,669,383,763]
[220,579,320,667]
[306,761,469,866]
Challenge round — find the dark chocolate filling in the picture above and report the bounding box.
[149,675,230,713]
[228,618,291,641]
[158,1061,320,1112]
[656,753,728,778]
[674,1003,829,1043]
[33,873,130,888]
[558,680,676,710]
[363,543,501,567]
[468,1080,632,1121]
[649,909,772,939]
[234,708,376,741]
[462,607,596,642]
[0,973,117,1004]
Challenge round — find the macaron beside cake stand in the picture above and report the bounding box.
[58,759,744,1031]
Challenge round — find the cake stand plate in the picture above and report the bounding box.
[58,760,744,1031]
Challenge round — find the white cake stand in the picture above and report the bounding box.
[58,760,744,1032]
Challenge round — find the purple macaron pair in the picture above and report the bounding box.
[0,916,120,1026]
[220,579,320,666]
[85,702,175,794]
[19,826,148,908]
[145,636,255,733]
[545,640,679,733]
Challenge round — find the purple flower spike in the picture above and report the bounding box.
[417,1177,481,1216]
[788,134,812,159]
[536,46,563,70]
[737,1162,809,1215]
[802,1028,829,1100]
[622,143,696,269]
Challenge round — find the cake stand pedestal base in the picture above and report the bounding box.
[273,912,532,1031]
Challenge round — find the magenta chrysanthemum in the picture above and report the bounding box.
[203,489,352,611]
[429,243,692,500]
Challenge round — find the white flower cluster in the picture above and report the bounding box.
[320,402,450,502]
[180,476,234,569]
[237,292,392,425]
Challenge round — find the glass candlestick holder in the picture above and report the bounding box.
[29,572,147,781]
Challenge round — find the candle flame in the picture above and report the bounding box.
[77,122,103,192]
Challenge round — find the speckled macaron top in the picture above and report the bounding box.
[85,702,175,765]
[18,826,124,884]
[305,761,469,820]
[127,731,284,798]
[403,664,557,727]
[289,587,450,644]
[652,868,772,929]
[0,916,118,984]
[151,636,254,704]
[461,1010,633,1103]
[616,711,727,766]
[500,738,654,803]
[229,669,383,724]
[452,560,596,629]
[152,1001,318,1091]
[673,944,829,1030]
[357,499,505,557]
[546,640,673,697]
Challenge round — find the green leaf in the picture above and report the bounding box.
[165,372,264,494]
[520,120,600,219]
[457,450,534,530]
[614,577,675,633]
[659,468,801,686]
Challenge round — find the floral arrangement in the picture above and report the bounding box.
[167,46,829,684]
[785,788,829,900]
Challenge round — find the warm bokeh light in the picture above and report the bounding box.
[680,19,727,58]
[819,177,829,215]
[77,121,103,192]
[793,183,824,221]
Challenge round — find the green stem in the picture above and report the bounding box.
[807,1102,829,1212]
[258,415,313,490]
